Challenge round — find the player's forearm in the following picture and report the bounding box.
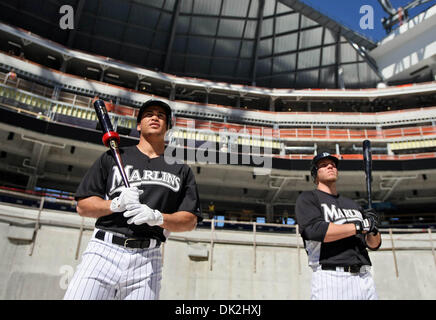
[160,211,197,232]
[366,232,382,250]
[76,196,113,218]
[323,223,357,242]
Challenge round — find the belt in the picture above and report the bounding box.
[95,230,161,249]
[321,265,363,273]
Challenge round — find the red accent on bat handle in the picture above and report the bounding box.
[102,131,120,147]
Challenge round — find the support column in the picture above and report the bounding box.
[266,203,274,223]
[251,0,265,86]
[269,96,277,111]
[237,92,247,109]
[25,144,50,191]
[163,0,181,72]
[205,87,212,105]
[60,54,72,73]
[338,66,345,89]
[169,83,176,101]
[26,176,38,192]
[135,74,146,91]
[51,86,61,100]
[99,64,109,82]
[235,95,241,109]
[387,143,393,155]
[21,38,32,58]
[335,29,342,89]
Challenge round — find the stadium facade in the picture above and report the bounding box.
[0,0,435,228]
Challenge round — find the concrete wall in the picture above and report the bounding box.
[0,203,435,300]
[369,4,436,82]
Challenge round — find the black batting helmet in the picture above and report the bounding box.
[137,99,173,130]
[310,152,339,183]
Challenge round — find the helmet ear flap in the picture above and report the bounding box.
[310,166,318,184]
[167,114,173,130]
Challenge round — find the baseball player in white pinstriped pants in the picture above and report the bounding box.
[64,100,202,300]
[65,230,163,300]
[295,153,381,300]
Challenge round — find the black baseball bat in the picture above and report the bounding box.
[93,99,130,188]
[363,139,372,209]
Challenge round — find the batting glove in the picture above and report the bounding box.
[362,208,380,235]
[353,212,378,235]
[110,187,143,213]
[123,203,164,226]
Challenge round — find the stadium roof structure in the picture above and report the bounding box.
[0,0,382,90]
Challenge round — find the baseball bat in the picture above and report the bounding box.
[93,99,130,188]
[362,139,372,209]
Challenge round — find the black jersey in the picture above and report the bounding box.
[75,145,202,241]
[295,190,371,267]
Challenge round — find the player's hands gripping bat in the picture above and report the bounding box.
[110,187,143,213]
[93,98,130,188]
[353,213,378,234]
[362,208,379,235]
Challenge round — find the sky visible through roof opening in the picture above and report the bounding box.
[299,0,436,43]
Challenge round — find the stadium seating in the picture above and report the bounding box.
[1,65,436,160]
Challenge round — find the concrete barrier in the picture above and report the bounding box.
[0,202,435,300]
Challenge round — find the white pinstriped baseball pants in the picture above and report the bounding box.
[64,229,162,300]
[310,266,378,300]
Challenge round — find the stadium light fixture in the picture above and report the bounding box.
[86,67,100,72]
[7,41,21,48]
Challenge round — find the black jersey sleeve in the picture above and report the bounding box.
[74,151,111,200]
[176,166,203,222]
[295,191,329,242]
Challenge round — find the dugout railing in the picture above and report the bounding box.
[0,186,435,278]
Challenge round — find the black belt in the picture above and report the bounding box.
[321,265,363,273]
[95,230,161,249]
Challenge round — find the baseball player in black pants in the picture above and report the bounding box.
[64,99,202,300]
[295,152,381,300]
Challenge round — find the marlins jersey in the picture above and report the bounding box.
[295,190,371,267]
[75,145,202,241]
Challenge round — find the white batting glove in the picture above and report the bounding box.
[123,203,164,226]
[110,187,143,213]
